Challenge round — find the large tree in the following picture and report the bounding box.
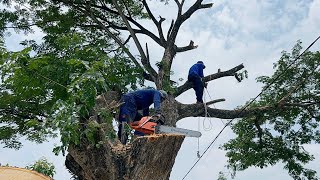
[0,1,319,179]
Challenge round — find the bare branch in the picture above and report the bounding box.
[167,19,174,41]
[123,35,131,45]
[142,0,166,45]
[158,16,166,44]
[177,103,272,120]
[165,0,213,75]
[176,40,198,52]
[181,0,185,6]
[90,2,162,45]
[174,0,181,6]
[176,100,318,122]
[206,98,226,106]
[174,64,245,97]
[146,43,150,62]
[112,0,158,80]
[168,0,213,43]
[142,0,158,25]
[200,3,213,9]
[71,3,147,78]
[174,0,182,16]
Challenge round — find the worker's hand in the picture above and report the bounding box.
[152,114,161,120]
[152,114,165,125]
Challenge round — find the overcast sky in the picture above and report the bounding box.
[1,0,320,180]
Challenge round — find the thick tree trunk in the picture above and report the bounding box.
[65,92,185,180]
[66,135,184,180]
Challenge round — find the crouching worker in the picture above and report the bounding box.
[117,89,168,144]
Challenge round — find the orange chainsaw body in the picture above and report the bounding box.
[129,116,157,135]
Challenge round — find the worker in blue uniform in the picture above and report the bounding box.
[188,61,206,103]
[117,89,168,144]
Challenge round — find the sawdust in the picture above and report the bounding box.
[111,142,132,154]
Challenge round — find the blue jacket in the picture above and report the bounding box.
[188,63,205,78]
[126,89,162,115]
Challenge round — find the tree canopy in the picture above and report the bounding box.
[0,1,319,179]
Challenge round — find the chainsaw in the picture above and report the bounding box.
[129,116,202,137]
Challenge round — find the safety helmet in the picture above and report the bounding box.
[159,90,168,99]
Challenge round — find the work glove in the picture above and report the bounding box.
[152,114,165,125]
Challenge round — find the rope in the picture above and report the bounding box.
[202,91,213,131]
[181,35,320,180]
[205,87,225,125]
[197,117,200,158]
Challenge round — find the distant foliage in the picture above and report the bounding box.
[0,32,141,153]
[223,41,320,179]
[26,157,56,178]
[217,171,228,180]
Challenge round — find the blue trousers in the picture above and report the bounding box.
[188,73,204,103]
[118,95,145,140]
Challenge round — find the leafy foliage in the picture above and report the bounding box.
[0,0,150,156]
[26,157,56,178]
[223,42,320,179]
[0,32,141,151]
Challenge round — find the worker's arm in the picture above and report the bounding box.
[143,108,150,116]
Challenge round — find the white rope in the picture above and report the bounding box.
[205,87,225,126]
[197,117,200,158]
[202,91,213,131]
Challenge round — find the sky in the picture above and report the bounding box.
[1,0,320,180]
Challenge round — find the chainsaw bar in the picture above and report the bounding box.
[155,125,202,137]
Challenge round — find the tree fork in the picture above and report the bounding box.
[65,92,185,180]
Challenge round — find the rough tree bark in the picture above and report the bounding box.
[65,91,186,180]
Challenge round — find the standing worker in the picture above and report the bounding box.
[118,89,168,144]
[188,61,207,103]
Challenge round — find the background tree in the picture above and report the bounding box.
[0,0,319,180]
[26,157,56,178]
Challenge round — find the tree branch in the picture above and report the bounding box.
[177,103,273,120]
[174,0,183,16]
[70,3,146,76]
[175,40,198,52]
[167,20,174,41]
[168,0,213,44]
[111,0,158,81]
[142,0,166,45]
[176,100,318,122]
[174,64,245,97]
[206,98,226,106]
[200,3,214,9]
[89,2,163,45]
[166,0,213,74]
